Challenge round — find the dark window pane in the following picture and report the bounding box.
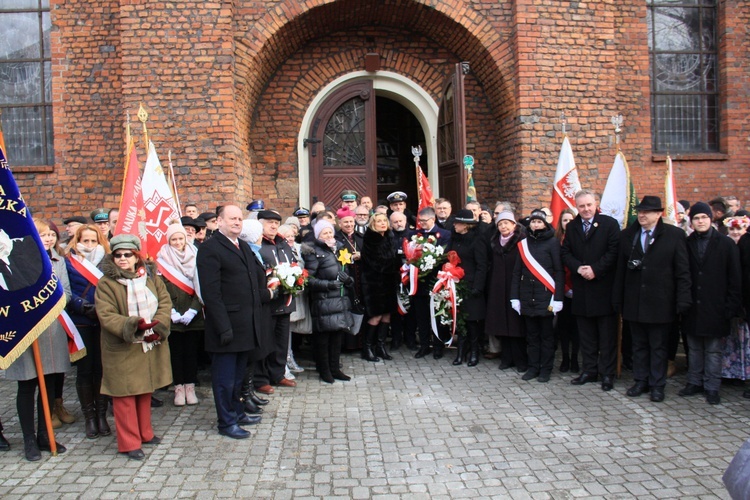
[323,97,366,167]
[654,53,703,91]
[1,106,51,166]
[0,61,43,104]
[701,7,716,51]
[703,54,717,92]
[43,11,51,59]
[654,8,700,52]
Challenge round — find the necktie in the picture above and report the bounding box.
[583,220,591,234]
[643,230,651,253]
[234,241,240,249]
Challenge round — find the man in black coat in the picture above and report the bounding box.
[435,198,455,232]
[413,207,451,359]
[197,205,271,439]
[254,210,298,394]
[561,190,621,391]
[389,211,417,350]
[613,196,692,403]
[678,202,742,405]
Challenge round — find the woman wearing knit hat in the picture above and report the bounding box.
[156,223,203,407]
[301,219,354,383]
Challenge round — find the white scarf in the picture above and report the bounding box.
[76,243,105,266]
[156,243,197,283]
[117,273,159,352]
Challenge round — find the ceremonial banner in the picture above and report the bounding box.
[114,139,147,251]
[664,155,679,224]
[416,164,434,229]
[600,151,638,229]
[0,129,66,369]
[58,311,87,362]
[141,141,180,258]
[549,135,581,227]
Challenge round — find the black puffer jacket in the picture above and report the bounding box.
[511,227,565,317]
[361,228,401,317]
[259,234,297,316]
[301,239,353,333]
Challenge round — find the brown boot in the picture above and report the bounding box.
[54,398,76,424]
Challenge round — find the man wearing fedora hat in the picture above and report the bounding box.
[614,195,691,403]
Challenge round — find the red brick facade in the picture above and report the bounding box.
[15,0,750,220]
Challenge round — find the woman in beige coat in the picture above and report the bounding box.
[95,234,172,460]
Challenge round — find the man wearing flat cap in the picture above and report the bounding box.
[199,212,218,240]
[254,209,298,394]
[613,195,691,403]
[63,215,88,241]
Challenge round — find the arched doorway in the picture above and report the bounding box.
[298,71,439,208]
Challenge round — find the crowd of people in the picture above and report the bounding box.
[2,189,750,462]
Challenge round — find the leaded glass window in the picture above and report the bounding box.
[0,0,54,165]
[438,84,455,163]
[647,0,718,153]
[323,97,366,166]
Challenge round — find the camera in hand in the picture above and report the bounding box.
[627,259,642,271]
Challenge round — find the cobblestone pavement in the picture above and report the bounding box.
[0,347,747,499]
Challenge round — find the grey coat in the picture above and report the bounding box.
[5,249,72,381]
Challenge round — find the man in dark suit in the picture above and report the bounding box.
[197,205,271,439]
[613,196,692,403]
[413,207,451,359]
[435,198,455,232]
[389,211,417,350]
[561,190,621,391]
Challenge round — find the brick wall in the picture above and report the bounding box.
[17,0,750,224]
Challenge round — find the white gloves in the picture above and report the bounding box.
[180,309,199,325]
[551,300,563,315]
[510,299,521,315]
[171,309,182,323]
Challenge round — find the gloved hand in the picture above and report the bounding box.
[143,332,160,343]
[219,331,233,346]
[70,297,91,315]
[337,271,354,286]
[180,309,198,325]
[137,318,160,331]
[551,300,563,315]
[171,309,182,323]
[328,280,342,290]
[510,299,521,315]
[82,303,98,319]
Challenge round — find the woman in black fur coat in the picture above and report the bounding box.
[360,213,401,361]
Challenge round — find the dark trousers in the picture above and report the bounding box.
[630,321,670,388]
[686,335,722,391]
[76,325,103,384]
[414,295,434,347]
[170,329,201,385]
[17,374,56,437]
[391,307,417,347]
[500,336,527,369]
[524,316,555,374]
[254,313,291,386]
[211,351,249,430]
[555,299,579,361]
[576,313,617,377]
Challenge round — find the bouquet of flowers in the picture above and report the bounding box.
[402,233,446,279]
[429,251,466,342]
[273,261,309,296]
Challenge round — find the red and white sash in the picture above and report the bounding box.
[400,263,419,296]
[156,257,195,296]
[58,311,87,362]
[67,254,103,286]
[518,239,555,294]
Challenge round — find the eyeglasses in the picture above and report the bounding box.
[113,252,135,259]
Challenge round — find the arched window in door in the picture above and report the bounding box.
[323,97,366,166]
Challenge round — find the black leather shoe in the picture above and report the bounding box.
[498,361,514,370]
[142,436,161,445]
[250,392,269,406]
[243,398,263,415]
[0,431,9,451]
[650,387,665,402]
[433,349,444,360]
[24,436,40,461]
[37,434,66,454]
[571,373,597,386]
[705,390,721,405]
[559,359,570,373]
[332,370,351,381]
[537,372,551,383]
[601,376,614,392]
[150,396,164,408]
[627,381,649,397]
[678,383,704,397]
[219,424,250,439]
[521,369,539,381]
[238,414,262,426]
[570,359,580,373]
[414,347,432,358]
[122,449,145,460]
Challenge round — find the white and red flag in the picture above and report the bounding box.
[114,139,147,251]
[549,135,581,227]
[141,141,180,258]
[664,155,679,224]
[416,165,434,229]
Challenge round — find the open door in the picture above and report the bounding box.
[437,62,469,208]
[307,81,377,207]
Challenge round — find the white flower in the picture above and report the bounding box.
[285,275,296,287]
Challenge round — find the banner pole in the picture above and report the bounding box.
[32,340,57,455]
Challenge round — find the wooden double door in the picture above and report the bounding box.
[306,64,468,208]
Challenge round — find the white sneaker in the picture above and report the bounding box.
[287,354,304,373]
[173,384,186,406]
[284,365,296,380]
[184,383,198,405]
